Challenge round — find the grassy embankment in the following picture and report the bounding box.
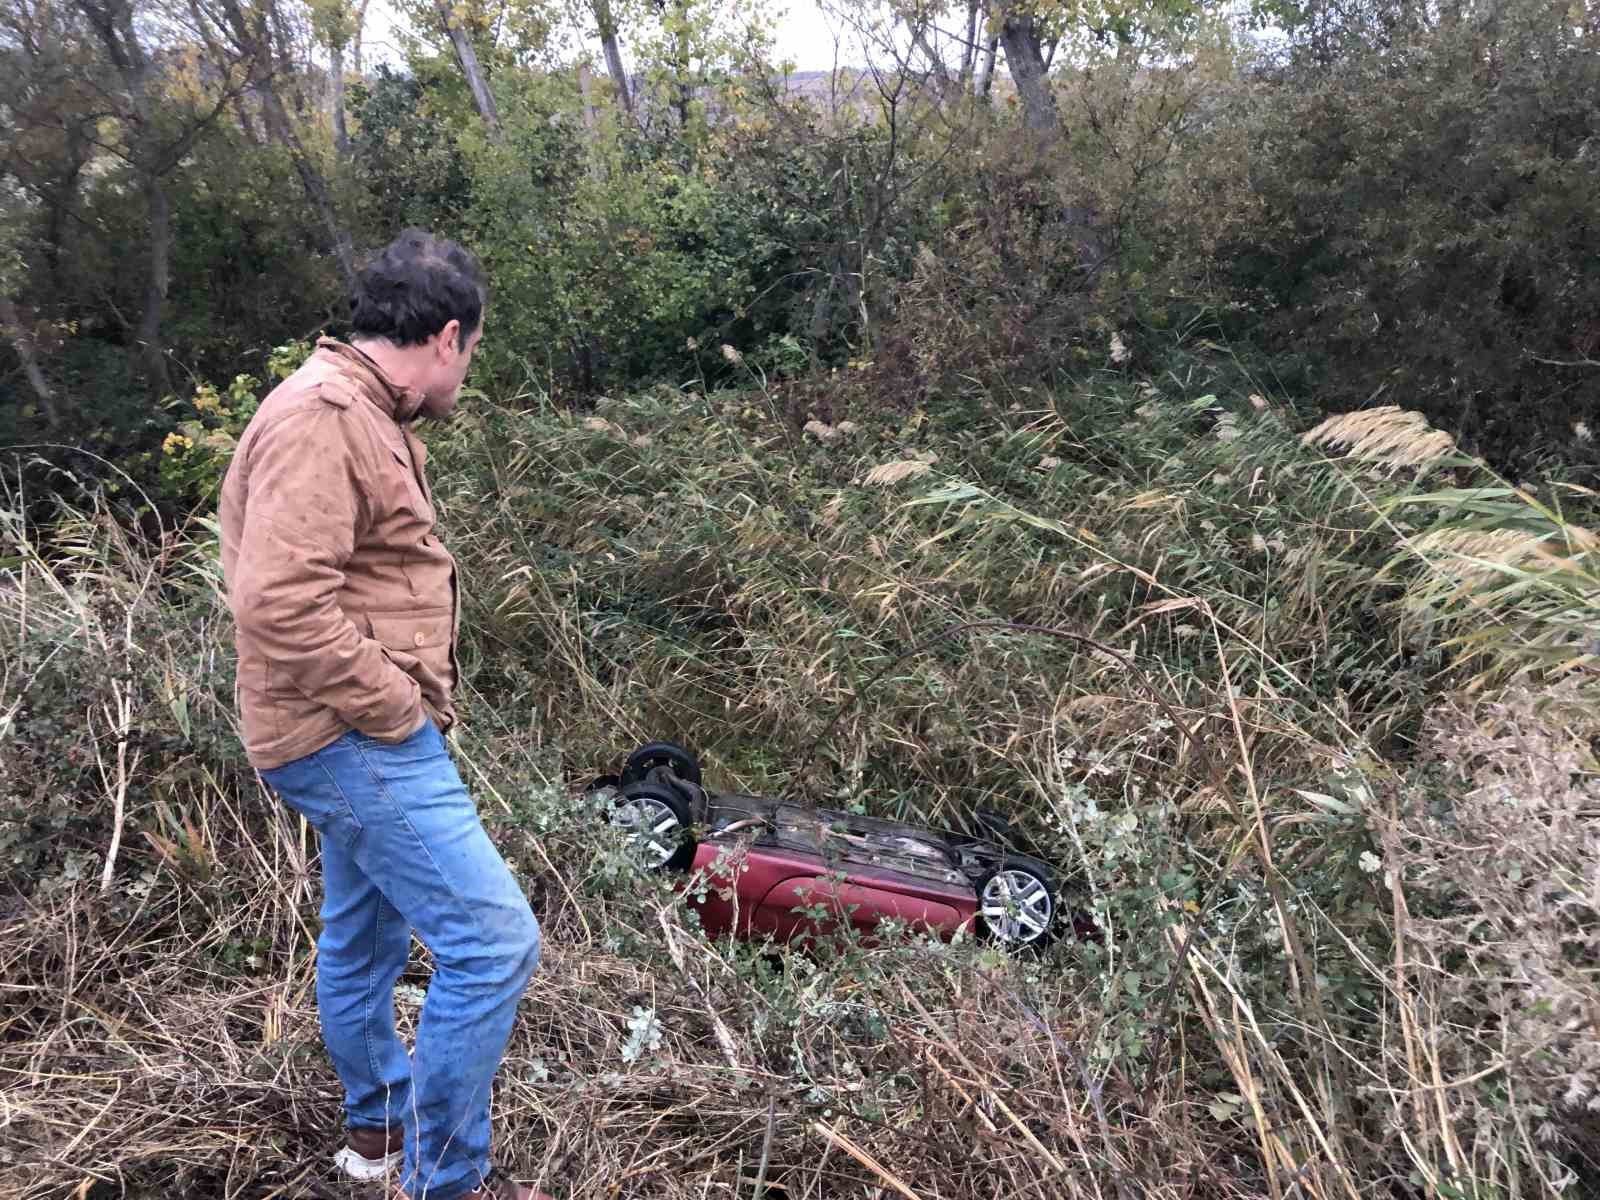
[4,352,1598,1198]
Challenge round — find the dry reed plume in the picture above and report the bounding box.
[1301,405,1458,469]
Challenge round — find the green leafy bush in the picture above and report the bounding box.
[1204,0,1600,477]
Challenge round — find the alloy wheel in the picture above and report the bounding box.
[980,869,1055,945]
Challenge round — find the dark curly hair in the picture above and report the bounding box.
[350,230,487,351]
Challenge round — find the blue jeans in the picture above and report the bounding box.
[260,721,541,1199]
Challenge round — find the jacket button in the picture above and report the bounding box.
[414,632,426,646]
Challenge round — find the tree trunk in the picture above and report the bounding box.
[259,82,357,287]
[436,0,501,135]
[77,0,175,392]
[808,263,839,348]
[138,175,172,393]
[998,6,1058,133]
[576,61,603,177]
[593,0,633,116]
[0,298,63,430]
[235,94,263,143]
[270,0,302,108]
[959,0,981,86]
[352,0,370,75]
[578,61,599,134]
[977,34,999,98]
[44,154,87,286]
[212,0,358,286]
[603,34,631,115]
[673,7,693,134]
[331,39,348,157]
[909,20,953,93]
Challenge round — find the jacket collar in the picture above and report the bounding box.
[316,337,427,423]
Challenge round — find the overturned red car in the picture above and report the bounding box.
[587,740,1077,952]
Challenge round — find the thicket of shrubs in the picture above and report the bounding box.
[6,0,1600,504]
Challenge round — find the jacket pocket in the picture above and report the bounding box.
[367,608,452,679]
[366,609,451,740]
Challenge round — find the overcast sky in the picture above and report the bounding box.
[768,0,867,71]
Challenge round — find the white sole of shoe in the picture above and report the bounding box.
[333,1145,405,1181]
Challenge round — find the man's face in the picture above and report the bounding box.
[420,318,484,420]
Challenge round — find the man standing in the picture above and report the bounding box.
[219,230,549,1200]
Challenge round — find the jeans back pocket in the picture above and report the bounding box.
[260,746,366,851]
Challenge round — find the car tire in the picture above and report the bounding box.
[621,739,703,787]
[609,780,697,872]
[976,854,1059,951]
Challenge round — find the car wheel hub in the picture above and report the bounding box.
[610,796,682,869]
[981,870,1053,944]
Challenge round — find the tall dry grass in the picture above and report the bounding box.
[2,380,1596,1198]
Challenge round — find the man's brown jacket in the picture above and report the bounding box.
[219,338,460,771]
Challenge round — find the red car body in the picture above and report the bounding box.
[682,831,983,945]
[595,744,1068,951]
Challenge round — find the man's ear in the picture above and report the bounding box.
[437,319,462,358]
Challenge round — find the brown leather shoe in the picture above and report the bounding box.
[335,1124,404,1181]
